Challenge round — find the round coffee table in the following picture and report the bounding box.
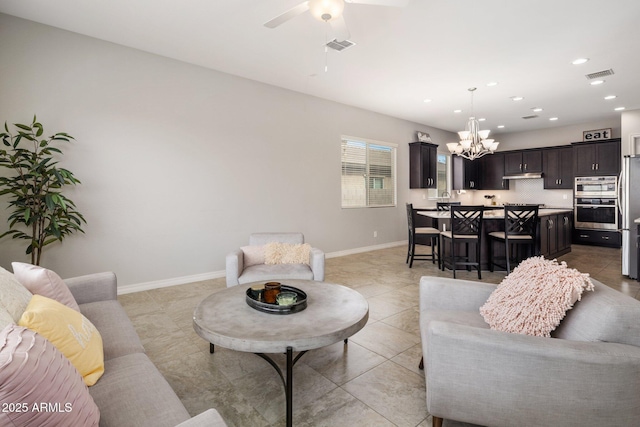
[193,279,369,427]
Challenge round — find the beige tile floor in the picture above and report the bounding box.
[118,244,638,427]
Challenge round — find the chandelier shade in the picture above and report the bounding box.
[447,88,499,160]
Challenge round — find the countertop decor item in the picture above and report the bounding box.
[0,116,86,265]
[245,285,307,314]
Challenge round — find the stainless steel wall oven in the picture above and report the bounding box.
[574,176,618,230]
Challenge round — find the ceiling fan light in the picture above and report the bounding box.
[309,0,345,22]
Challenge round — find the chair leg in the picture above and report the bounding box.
[477,240,482,280]
[418,356,424,370]
[433,416,443,427]
[409,240,415,268]
[505,242,511,274]
[488,238,494,272]
[431,236,436,264]
[406,234,411,264]
[451,238,456,279]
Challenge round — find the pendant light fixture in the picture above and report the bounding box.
[446,87,499,160]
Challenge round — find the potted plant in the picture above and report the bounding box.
[0,116,86,265]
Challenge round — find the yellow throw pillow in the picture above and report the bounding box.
[18,294,104,386]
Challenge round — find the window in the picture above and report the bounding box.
[341,136,397,208]
[428,153,452,199]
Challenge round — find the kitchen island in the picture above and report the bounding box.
[417,208,573,270]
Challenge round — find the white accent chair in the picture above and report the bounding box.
[225,232,325,287]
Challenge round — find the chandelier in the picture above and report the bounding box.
[446,87,499,160]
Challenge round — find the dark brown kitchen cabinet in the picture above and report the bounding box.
[573,139,621,176]
[504,150,543,175]
[409,142,438,189]
[452,155,480,190]
[543,147,573,189]
[540,212,573,259]
[480,153,509,190]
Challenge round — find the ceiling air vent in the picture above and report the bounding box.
[326,39,356,52]
[522,115,539,120]
[585,69,614,80]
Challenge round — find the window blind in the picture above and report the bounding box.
[341,137,396,208]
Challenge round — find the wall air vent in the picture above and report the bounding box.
[585,69,615,79]
[326,39,356,52]
[522,115,539,120]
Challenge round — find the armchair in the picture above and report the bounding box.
[226,232,325,287]
[419,276,640,427]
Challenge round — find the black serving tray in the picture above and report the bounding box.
[245,285,307,315]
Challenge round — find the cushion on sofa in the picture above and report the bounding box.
[12,262,81,311]
[265,242,311,265]
[0,324,100,427]
[79,300,146,360]
[552,279,640,347]
[479,256,594,337]
[0,266,33,324]
[89,352,191,427]
[241,245,265,267]
[19,294,105,386]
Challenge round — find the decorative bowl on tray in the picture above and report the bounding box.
[245,285,307,315]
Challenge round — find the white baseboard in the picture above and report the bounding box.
[117,240,407,295]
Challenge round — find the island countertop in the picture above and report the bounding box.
[417,208,572,220]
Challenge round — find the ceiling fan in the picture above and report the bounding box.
[264,0,410,42]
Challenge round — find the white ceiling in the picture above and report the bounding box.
[2,0,640,135]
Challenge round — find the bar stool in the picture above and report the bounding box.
[488,205,539,273]
[440,205,484,279]
[406,203,440,268]
[436,201,461,211]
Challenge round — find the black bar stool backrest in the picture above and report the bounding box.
[505,205,539,238]
[406,203,415,231]
[437,201,461,211]
[451,205,484,236]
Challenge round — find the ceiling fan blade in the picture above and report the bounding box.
[330,16,351,42]
[346,0,410,6]
[264,1,310,28]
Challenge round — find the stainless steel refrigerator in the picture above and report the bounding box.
[620,155,640,279]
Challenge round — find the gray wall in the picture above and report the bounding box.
[0,14,455,287]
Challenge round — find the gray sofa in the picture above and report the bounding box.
[420,276,640,427]
[65,272,227,427]
[226,232,325,286]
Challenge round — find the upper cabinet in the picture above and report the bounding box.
[543,146,573,189]
[573,139,621,176]
[504,150,543,175]
[452,155,480,190]
[480,153,509,190]
[409,142,438,189]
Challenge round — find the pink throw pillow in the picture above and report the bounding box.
[479,256,594,337]
[12,262,80,312]
[0,324,100,426]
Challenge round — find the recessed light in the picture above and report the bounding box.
[615,107,626,111]
[549,117,559,121]
[511,96,524,101]
[486,82,498,87]
[497,125,505,129]
[454,109,462,113]
[604,95,617,100]
[423,99,432,103]
[590,80,605,85]
[572,58,589,65]
[478,118,486,122]
[532,107,543,112]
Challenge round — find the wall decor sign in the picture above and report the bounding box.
[583,128,612,141]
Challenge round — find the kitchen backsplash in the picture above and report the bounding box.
[454,178,573,208]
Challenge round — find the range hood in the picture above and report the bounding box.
[503,172,543,180]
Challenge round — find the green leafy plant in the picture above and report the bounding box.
[0,116,86,265]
